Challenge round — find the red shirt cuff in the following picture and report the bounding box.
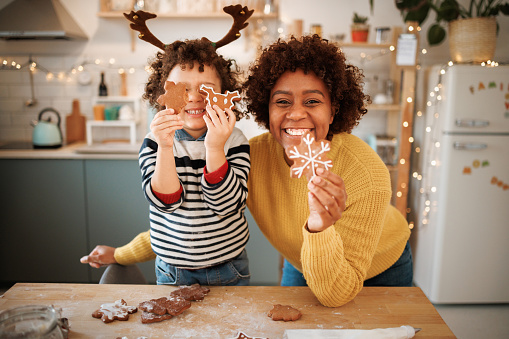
[153,185,183,204]
[204,161,228,184]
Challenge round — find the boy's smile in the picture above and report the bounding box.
[167,62,222,139]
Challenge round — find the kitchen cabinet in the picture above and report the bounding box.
[84,159,153,283]
[0,158,151,284]
[0,159,89,283]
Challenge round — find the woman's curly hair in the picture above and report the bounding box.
[242,34,369,135]
[143,39,245,120]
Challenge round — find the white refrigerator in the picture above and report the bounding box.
[413,64,509,304]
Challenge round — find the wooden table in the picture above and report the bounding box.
[0,283,455,338]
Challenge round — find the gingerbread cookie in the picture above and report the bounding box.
[200,84,240,110]
[267,304,302,322]
[140,311,173,324]
[170,283,210,301]
[138,296,191,316]
[156,81,188,113]
[92,299,137,323]
[285,131,333,181]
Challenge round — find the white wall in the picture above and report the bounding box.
[1,0,508,142]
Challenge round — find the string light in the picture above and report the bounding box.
[0,56,148,83]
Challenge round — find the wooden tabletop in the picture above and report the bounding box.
[0,283,455,338]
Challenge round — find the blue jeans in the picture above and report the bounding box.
[281,241,413,287]
[155,249,250,286]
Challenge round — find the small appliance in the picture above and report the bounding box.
[31,108,63,148]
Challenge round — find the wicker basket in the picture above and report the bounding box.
[449,17,497,63]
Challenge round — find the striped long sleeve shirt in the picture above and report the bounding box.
[138,128,250,269]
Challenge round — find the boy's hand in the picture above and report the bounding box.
[203,104,236,172]
[203,104,235,150]
[150,109,184,149]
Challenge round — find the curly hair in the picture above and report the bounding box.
[143,38,245,120]
[242,34,369,135]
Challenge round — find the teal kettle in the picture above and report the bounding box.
[31,108,63,149]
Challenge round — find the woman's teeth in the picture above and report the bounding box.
[285,129,310,136]
[187,109,204,115]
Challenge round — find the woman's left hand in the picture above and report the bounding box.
[307,168,347,232]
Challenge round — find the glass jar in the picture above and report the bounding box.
[0,305,65,339]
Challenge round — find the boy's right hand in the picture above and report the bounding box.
[150,109,184,149]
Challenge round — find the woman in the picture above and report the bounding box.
[82,35,412,307]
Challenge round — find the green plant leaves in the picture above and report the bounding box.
[428,23,446,45]
[404,2,430,24]
[437,0,460,20]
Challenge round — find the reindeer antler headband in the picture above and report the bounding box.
[124,4,254,51]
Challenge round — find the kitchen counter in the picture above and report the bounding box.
[0,141,142,160]
[0,283,455,338]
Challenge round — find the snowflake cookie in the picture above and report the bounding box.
[285,131,333,181]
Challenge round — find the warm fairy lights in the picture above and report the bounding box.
[0,55,144,83]
[410,59,501,227]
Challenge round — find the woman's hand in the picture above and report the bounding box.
[306,168,347,232]
[150,109,184,149]
[80,245,117,268]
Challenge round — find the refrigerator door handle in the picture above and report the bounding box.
[455,119,490,128]
[453,142,488,150]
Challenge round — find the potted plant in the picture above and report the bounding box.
[394,0,509,62]
[351,12,370,42]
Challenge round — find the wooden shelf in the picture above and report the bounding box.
[368,103,401,111]
[339,42,394,49]
[97,11,278,19]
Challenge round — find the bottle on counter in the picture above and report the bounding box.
[99,72,108,96]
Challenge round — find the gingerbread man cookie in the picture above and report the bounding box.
[92,299,137,323]
[170,283,210,301]
[138,295,191,324]
[267,304,302,322]
[138,296,191,316]
[200,84,240,110]
[156,81,189,113]
[285,131,333,181]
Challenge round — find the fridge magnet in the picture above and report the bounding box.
[505,102,509,110]
[482,160,490,167]
[470,86,474,94]
[491,176,498,184]
[463,167,472,174]
[479,82,485,90]
[489,81,496,89]
[472,160,480,168]
[504,184,508,191]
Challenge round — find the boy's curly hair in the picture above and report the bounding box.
[143,39,245,120]
[242,35,369,135]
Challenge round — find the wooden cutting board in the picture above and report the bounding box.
[66,99,86,144]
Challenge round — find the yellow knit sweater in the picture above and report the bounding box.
[247,132,410,307]
[114,132,410,307]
